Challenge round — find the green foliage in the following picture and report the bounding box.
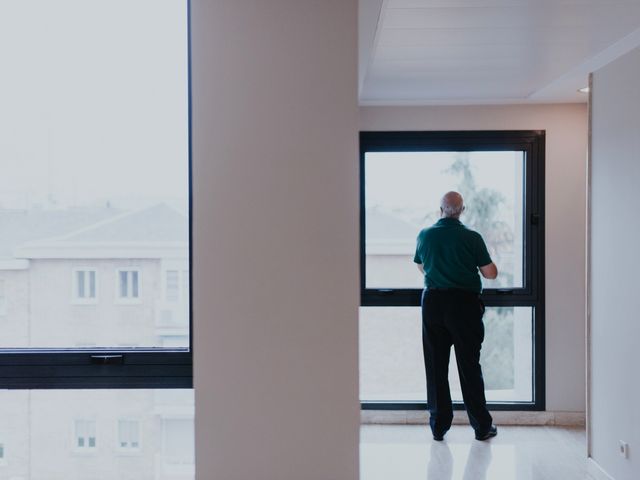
[447,154,515,390]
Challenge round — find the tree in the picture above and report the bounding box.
[445,153,515,390]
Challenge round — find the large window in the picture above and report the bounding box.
[360,131,544,410]
[0,0,191,388]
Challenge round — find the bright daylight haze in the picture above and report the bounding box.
[0,0,188,212]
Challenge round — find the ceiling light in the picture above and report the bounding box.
[578,86,590,94]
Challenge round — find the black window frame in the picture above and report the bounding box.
[0,0,193,390]
[360,130,545,411]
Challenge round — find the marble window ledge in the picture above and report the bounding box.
[361,410,586,427]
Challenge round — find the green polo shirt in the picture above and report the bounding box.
[413,218,492,294]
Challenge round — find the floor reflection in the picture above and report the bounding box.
[426,442,453,479]
[361,425,589,480]
[426,441,492,480]
[461,441,493,480]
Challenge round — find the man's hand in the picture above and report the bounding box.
[479,262,498,280]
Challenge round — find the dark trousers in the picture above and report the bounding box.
[421,289,493,435]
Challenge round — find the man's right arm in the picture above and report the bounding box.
[479,262,498,279]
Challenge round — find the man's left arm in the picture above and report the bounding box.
[414,231,425,275]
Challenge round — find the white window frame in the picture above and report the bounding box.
[0,279,6,316]
[71,268,98,305]
[73,419,97,453]
[115,268,142,304]
[117,419,142,454]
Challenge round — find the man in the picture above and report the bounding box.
[414,191,498,442]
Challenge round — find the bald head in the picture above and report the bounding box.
[440,191,465,218]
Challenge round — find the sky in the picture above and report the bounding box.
[0,0,188,211]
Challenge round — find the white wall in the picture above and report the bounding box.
[590,47,640,480]
[360,104,588,413]
[191,1,360,479]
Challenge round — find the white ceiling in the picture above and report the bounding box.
[359,0,640,105]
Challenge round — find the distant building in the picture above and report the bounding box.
[365,208,424,288]
[0,205,193,479]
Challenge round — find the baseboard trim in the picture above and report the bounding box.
[361,410,586,427]
[586,458,615,480]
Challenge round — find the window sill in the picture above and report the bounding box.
[115,299,143,305]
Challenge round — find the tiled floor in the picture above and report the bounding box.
[361,425,598,480]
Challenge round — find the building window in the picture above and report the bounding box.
[165,269,189,304]
[360,131,545,410]
[72,269,98,303]
[75,420,97,451]
[0,280,6,316]
[118,420,140,451]
[117,269,141,302]
[166,271,180,303]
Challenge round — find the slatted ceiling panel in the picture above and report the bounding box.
[375,44,529,62]
[382,6,640,30]
[386,0,635,7]
[377,28,594,48]
[361,0,640,103]
[364,81,527,102]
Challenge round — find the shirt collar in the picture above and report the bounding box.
[436,217,462,226]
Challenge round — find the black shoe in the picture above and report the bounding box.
[432,429,448,441]
[475,425,497,441]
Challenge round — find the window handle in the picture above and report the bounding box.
[530,213,540,225]
[377,289,394,295]
[90,355,124,365]
[497,289,514,295]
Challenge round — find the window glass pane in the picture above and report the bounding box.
[0,390,193,477]
[131,421,140,448]
[77,271,86,298]
[0,1,188,349]
[120,271,129,298]
[89,271,96,298]
[132,271,139,298]
[365,152,524,289]
[359,307,533,403]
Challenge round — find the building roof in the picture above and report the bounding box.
[0,207,120,259]
[366,208,421,241]
[1,204,188,261]
[53,204,187,244]
[365,209,423,255]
